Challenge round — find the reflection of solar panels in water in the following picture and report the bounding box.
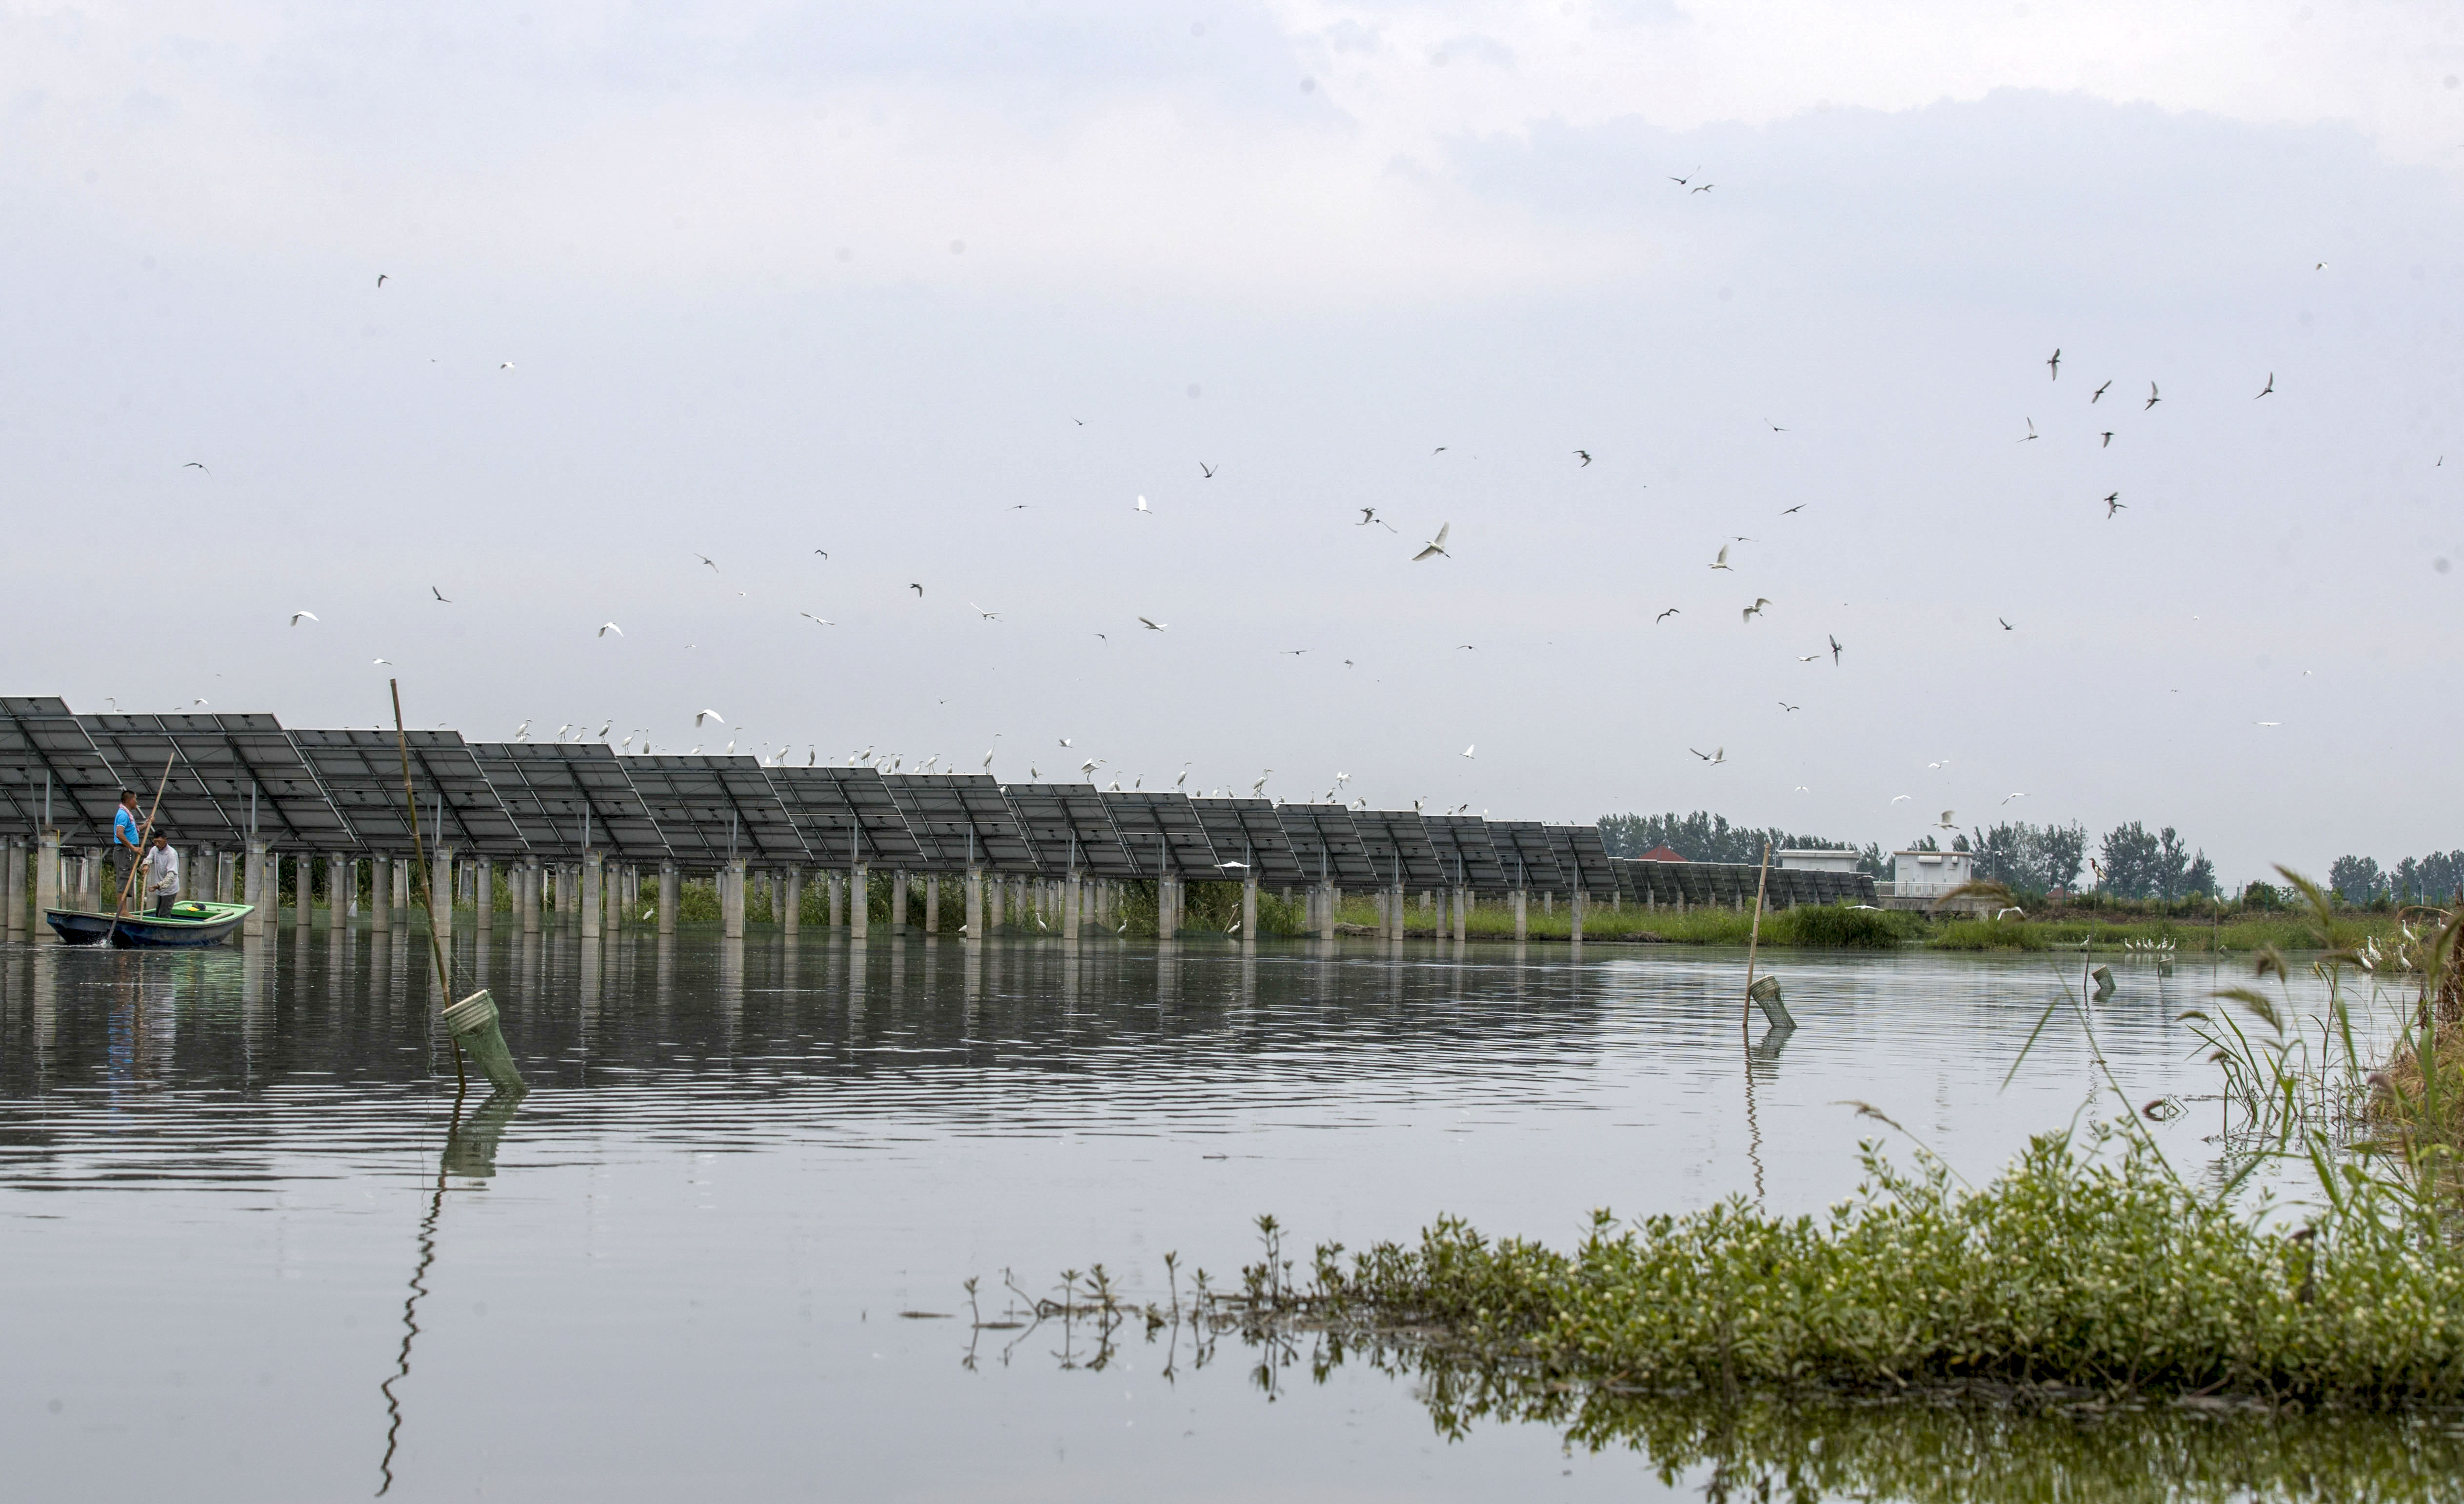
[621,755,806,864]
[1189,798,1305,885]
[1346,808,1448,890]
[1002,784,1139,877]
[0,697,118,841]
[1274,804,1380,886]
[1486,821,1568,891]
[1100,792,1221,876]
[1423,816,1508,891]
[767,767,927,868]
[880,775,1038,872]
[466,744,668,859]
[79,713,356,851]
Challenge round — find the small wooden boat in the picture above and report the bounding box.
[43,902,254,949]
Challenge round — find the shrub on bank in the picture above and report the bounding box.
[1774,904,1913,949]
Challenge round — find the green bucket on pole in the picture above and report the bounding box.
[443,989,527,1096]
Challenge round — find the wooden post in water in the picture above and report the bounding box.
[1744,842,1773,1008]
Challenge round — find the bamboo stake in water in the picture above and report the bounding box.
[391,681,467,1095]
[1744,840,1773,1013]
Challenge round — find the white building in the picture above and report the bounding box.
[1776,848,1863,874]
[1889,848,1976,898]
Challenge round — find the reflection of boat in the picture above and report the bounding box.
[43,902,253,949]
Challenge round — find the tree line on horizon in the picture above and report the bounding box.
[1599,811,2217,900]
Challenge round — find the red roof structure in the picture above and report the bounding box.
[1635,845,1687,863]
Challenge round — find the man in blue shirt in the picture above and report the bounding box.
[109,790,144,910]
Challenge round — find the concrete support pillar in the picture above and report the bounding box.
[984,874,1002,932]
[1063,875,1083,939]
[723,857,747,940]
[431,844,455,942]
[1155,875,1176,940]
[293,854,313,930]
[1570,888,1586,944]
[2,835,21,935]
[1317,882,1338,940]
[1513,889,1529,942]
[607,861,625,932]
[827,871,844,929]
[326,855,348,927]
[520,857,540,936]
[1242,875,1259,940]
[475,858,494,933]
[964,867,984,937]
[582,849,604,940]
[371,852,393,933]
[923,874,939,934]
[1389,883,1407,941]
[784,868,803,938]
[658,862,678,936]
[243,840,269,937]
[35,829,60,922]
[891,870,909,931]
[850,865,870,939]
[1454,887,1470,943]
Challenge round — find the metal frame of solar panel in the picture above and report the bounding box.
[1274,804,1381,887]
[464,743,669,860]
[0,698,120,841]
[879,775,1039,873]
[1542,825,1621,897]
[1346,808,1448,891]
[289,731,489,855]
[77,713,355,853]
[618,754,807,866]
[1188,798,1306,886]
[765,766,929,870]
[1422,816,1508,892]
[1486,820,1569,892]
[1001,783,1141,878]
[1099,792,1224,878]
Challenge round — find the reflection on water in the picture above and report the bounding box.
[0,927,2416,1501]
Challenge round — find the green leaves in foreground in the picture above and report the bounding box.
[1274,1125,2464,1406]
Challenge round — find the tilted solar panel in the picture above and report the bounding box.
[1423,816,1508,891]
[1189,798,1306,885]
[1346,808,1448,890]
[0,697,118,841]
[1273,804,1381,887]
[1002,783,1141,877]
[1100,792,1223,877]
[619,755,806,864]
[766,766,929,868]
[464,743,668,859]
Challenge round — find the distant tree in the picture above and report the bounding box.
[2039,822,2087,890]
[2184,851,2217,897]
[2328,855,2387,905]
[1597,811,1858,864]
[2098,822,2162,898]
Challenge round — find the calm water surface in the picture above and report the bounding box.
[0,927,2417,1500]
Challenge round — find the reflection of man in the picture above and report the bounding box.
[143,834,181,918]
[109,791,144,910]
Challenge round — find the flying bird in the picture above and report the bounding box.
[1743,598,1771,623]
[2256,373,2274,398]
[376,274,388,287]
[695,709,724,727]
[1656,608,1680,623]
[2144,381,2161,411]
[2018,417,2039,442]
[2002,792,2027,804]
[498,361,515,370]
[1778,701,1799,712]
[1936,811,1958,830]
[1574,450,1592,466]
[1138,616,1167,631]
[797,612,834,626]
[181,461,211,475]
[2091,379,2111,403]
[1135,495,1151,513]
[1780,504,1805,515]
[1356,508,1396,531]
[969,602,1000,620]
[1461,745,1475,758]
[910,583,924,596]
[2047,348,2061,380]
[1828,633,1843,665]
[1692,182,1713,193]
[373,658,393,666]
[696,554,718,571]
[2105,493,2125,517]
[1059,738,1073,747]
[1413,522,1451,561]
[1998,618,2013,631]
[598,622,623,636]
[1796,653,1820,662]
[1689,747,1726,764]
[1709,544,1733,571]
[1890,794,1911,804]
[431,586,450,602]
[1199,462,1214,478]
[813,550,829,558]
[1669,168,1699,185]
[2100,431,2114,447]
[2255,720,2282,727]
[288,611,318,626]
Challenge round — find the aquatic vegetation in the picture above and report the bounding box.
[1772,903,1915,949]
[1932,916,2046,950]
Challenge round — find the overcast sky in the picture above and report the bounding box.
[3,2,2460,883]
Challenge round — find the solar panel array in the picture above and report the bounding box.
[0,700,1875,901]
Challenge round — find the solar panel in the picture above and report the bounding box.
[1423,816,1508,891]
[879,775,1038,872]
[78,713,356,851]
[1274,804,1381,887]
[617,755,806,864]
[766,766,929,868]
[0,697,118,841]
[1346,809,1448,890]
[1486,821,1568,891]
[1552,825,1622,895]
[465,744,668,860]
[1100,792,1222,877]
[1189,798,1306,885]
[1001,783,1141,877]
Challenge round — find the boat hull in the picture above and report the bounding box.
[42,904,253,949]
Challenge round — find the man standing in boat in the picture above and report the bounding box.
[109,790,145,909]
[142,833,181,917]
